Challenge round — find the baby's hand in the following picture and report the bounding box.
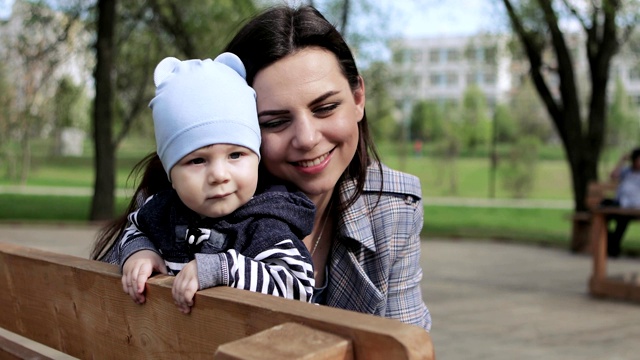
[122,250,166,305]
[172,260,199,314]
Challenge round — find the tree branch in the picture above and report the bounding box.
[148,0,196,58]
[339,0,351,36]
[501,0,565,142]
[560,0,589,31]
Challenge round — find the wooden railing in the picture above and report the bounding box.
[0,242,434,359]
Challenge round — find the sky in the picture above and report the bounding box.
[0,0,11,19]
[0,0,503,37]
[389,0,505,38]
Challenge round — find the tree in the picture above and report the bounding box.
[493,103,518,143]
[0,63,17,179]
[509,76,554,143]
[501,0,639,215]
[606,78,639,154]
[460,84,491,153]
[502,135,540,198]
[90,0,117,221]
[361,60,400,142]
[0,0,83,183]
[410,100,445,142]
[52,76,90,156]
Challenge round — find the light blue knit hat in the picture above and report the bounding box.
[150,53,260,179]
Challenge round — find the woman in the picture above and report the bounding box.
[91,4,432,331]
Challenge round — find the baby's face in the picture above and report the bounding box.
[170,144,259,218]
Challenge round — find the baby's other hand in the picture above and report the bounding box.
[172,260,199,314]
[121,250,166,304]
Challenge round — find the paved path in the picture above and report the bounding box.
[1,224,639,359]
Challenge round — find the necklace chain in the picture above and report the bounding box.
[311,198,332,256]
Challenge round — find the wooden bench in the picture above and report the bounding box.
[570,182,619,253]
[0,242,434,359]
[586,181,640,303]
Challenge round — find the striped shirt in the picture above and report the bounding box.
[118,186,316,302]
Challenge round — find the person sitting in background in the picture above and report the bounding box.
[605,148,640,257]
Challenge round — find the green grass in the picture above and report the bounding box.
[422,205,640,254]
[423,205,571,245]
[4,137,639,254]
[0,194,130,223]
[385,155,573,200]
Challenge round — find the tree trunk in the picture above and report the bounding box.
[90,0,116,221]
[502,0,624,251]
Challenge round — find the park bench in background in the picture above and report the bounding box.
[570,182,618,253]
[0,242,434,359]
[585,181,640,303]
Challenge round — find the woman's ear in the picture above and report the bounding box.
[354,76,366,122]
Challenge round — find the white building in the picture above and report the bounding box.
[390,31,640,111]
[390,34,512,109]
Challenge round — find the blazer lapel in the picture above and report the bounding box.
[326,239,384,314]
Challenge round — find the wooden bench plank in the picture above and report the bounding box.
[0,331,55,360]
[0,242,433,360]
[215,322,353,360]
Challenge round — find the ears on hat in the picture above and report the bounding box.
[153,53,247,88]
[153,57,181,87]
[213,52,246,79]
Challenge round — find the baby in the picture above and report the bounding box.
[118,53,315,313]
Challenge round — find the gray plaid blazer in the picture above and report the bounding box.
[327,163,431,331]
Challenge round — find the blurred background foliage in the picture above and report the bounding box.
[0,0,639,253]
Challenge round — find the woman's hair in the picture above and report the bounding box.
[91,4,382,261]
[224,4,382,210]
[90,153,169,260]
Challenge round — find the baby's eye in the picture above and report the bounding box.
[229,152,243,159]
[189,157,205,165]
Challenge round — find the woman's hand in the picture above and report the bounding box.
[172,260,199,314]
[121,250,167,304]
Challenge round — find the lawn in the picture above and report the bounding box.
[2,137,639,254]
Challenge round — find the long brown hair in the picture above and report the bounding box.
[224,5,382,210]
[90,152,169,260]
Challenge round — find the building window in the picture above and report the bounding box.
[485,46,497,65]
[484,71,496,85]
[411,50,423,63]
[446,72,458,86]
[466,71,480,85]
[629,65,640,81]
[430,73,444,86]
[429,49,440,63]
[447,48,461,62]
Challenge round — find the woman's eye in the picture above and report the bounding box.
[313,103,339,116]
[260,118,289,130]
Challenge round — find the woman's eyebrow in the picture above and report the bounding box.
[308,91,339,107]
[258,109,289,117]
[257,90,340,117]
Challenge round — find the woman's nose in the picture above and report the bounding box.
[292,115,320,150]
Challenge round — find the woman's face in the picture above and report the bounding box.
[253,47,365,202]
